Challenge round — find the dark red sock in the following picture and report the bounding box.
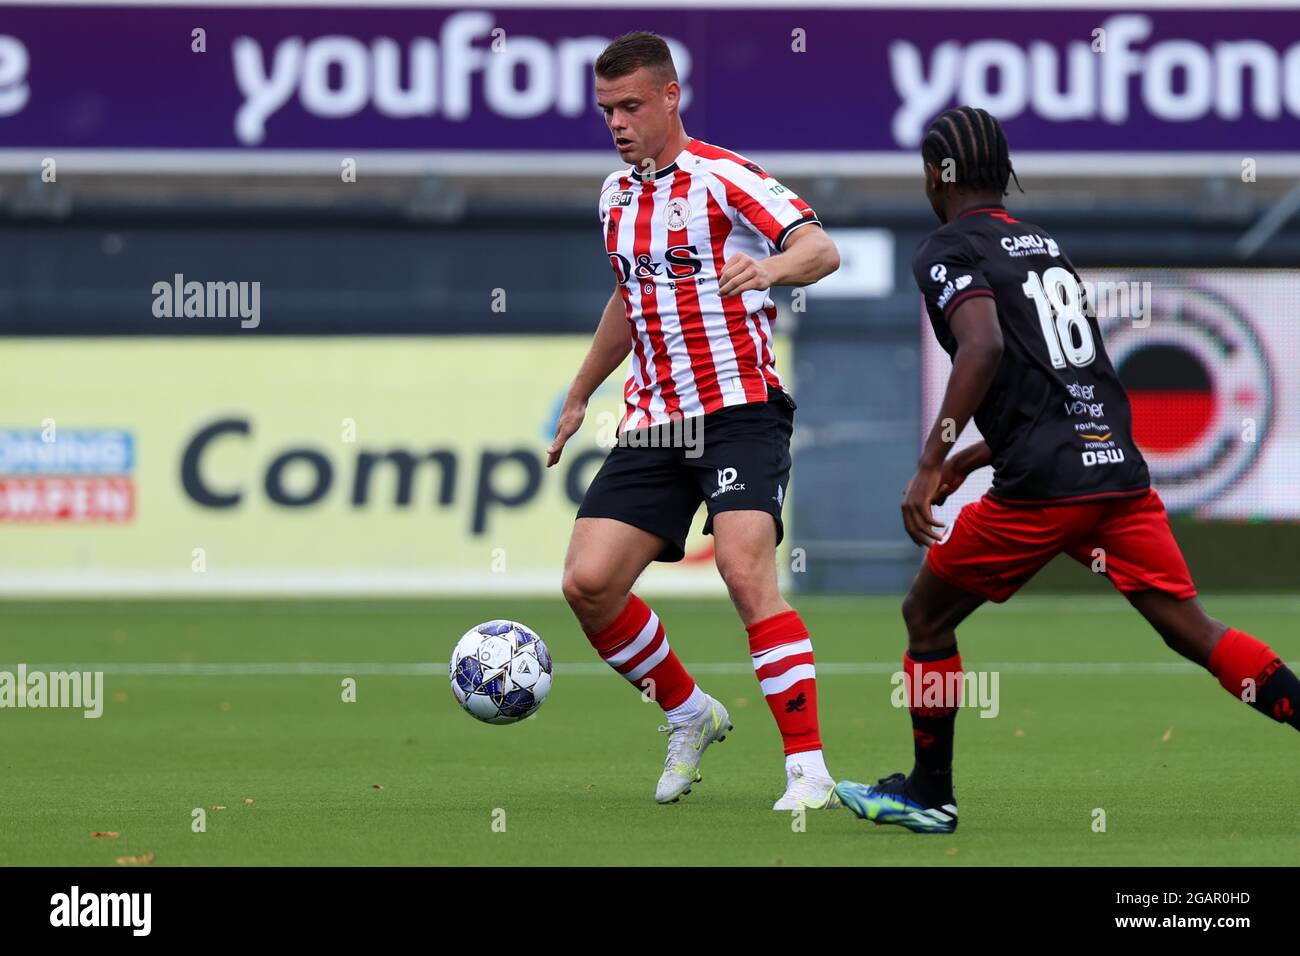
[747,610,822,756]
[585,594,696,712]
[904,645,963,803]
[1207,628,1300,730]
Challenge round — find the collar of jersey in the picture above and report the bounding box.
[627,139,695,182]
[957,204,1008,219]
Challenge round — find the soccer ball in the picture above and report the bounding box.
[449,620,553,724]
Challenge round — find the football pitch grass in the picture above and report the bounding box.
[2,594,1297,867]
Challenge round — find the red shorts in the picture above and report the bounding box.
[926,488,1197,604]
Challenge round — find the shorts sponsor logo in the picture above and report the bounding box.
[711,466,745,499]
[0,429,135,523]
[929,263,947,283]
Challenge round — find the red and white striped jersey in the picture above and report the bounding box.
[598,138,820,432]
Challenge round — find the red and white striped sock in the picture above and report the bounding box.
[747,609,826,769]
[584,594,699,714]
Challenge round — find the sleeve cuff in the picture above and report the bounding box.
[941,287,994,318]
[775,215,821,251]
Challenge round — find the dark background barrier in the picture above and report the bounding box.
[4,176,1297,593]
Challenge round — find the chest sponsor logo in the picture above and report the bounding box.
[1082,448,1126,467]
[609,190,633,208]
[608,246,703,284]
[1000,234,1060,258]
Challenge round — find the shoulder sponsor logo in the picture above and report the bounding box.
[936,275,971,309]
[763,177,797,200]
[609,190,633,208]
[930,263,947,283]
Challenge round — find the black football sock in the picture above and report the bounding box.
[903,644,962,806]
[1208,628,1300,730]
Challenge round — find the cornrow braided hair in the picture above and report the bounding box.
[921,106,1023,195]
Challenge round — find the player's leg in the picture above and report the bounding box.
[838,495,1072,833]
[1150,596,1300,730]
[897,561,986,800]
[836,563,985,833]
[1084,491,1300,731]
[563,519,733,803]
[697,393,835,808]
[1071,494,1300,733]
[712,509,834,808]
[567,441,732,803]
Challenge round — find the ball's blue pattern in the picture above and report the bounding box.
[498,687,537,718]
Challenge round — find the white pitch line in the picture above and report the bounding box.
[1,661,1277,677]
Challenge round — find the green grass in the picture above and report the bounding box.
[2,595,1298,866]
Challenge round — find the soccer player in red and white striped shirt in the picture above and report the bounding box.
[547,32,843,810]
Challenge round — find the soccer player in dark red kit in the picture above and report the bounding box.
[547,32,843,809]
[835,105,1300,833]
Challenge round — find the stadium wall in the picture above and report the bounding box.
[2,200,1298,595]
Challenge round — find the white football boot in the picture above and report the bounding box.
[773,761,842,811]
[654,695,732,804]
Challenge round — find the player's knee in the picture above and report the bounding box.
[901,592,942,649]
[716,558,767,609]
[1170,614,1228,661]
[561,564,616,618]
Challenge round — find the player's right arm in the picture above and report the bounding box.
[546,287,630,468]
[935,440,993,505]
[902,295,1003,546]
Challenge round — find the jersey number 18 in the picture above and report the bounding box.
[1022,266,1096,369]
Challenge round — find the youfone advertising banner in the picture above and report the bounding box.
[0,336,781,595]
[921,269,1300,521]
[1,2,1299,173]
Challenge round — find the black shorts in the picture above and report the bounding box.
[576,388,795,562]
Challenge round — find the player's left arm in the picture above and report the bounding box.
[902,296,1003,546]
[718,224,840,297]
